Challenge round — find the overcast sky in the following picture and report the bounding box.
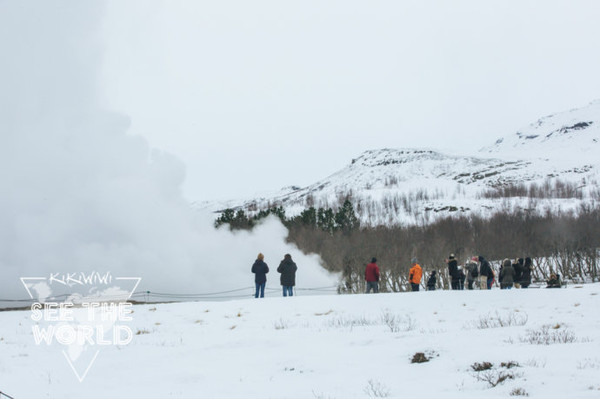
[100,0,600,201]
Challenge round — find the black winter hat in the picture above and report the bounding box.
[371,257,377,263]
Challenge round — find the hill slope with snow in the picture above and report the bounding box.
[481,99,600,161]
[199,101,600,226]
[1,284,599,398]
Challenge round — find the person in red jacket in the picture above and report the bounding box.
[365,257,380,293]
[409,258,422,291]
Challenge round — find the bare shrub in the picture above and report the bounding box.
[363,379,390,398]
[411,352,429,363]
[381,311,417,333]
[510,387,529,396]
[327,315,376,330]
[471,361,523,388]
[525,358,547,368]
[467,311,528,329]
[381,311,400,333]
[403,315,417,331]
[577,358,600,370]
[475,369,516,387]
[471,362,493,372]
[274,319,289,330]
[520,325,578,345]
[311,390,336,399]
[501,361,520,369]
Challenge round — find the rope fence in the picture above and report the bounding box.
[0,284,340,309]
[0,276,567,310]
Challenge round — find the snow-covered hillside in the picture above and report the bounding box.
[199,101,600,226]
[481,99,600,161]
[1,284,599,398]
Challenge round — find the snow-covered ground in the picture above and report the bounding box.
[1,283,600,398]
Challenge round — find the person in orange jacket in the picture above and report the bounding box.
[409,258,422,291]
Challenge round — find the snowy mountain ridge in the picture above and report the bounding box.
[197,100,600,226]
[481,99,600,161]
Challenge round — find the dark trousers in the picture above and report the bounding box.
[411,283,420,292]
[366,281,379,293]
[467,279,474,290]
[451,280,459,290]
[255,282,265,298]
[282,286,293,297]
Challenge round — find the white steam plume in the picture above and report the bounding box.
[0,1,337,301]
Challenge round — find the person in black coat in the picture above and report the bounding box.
[499,258,515,289]
[426,271,437,291]
[277,254,298,297]
[513,258,524,288]
[521,257,533,288]
[479,256,494,290]
[446,254,459,290]
[252,253,269,298]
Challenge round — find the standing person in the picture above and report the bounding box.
[498,261,506,289]
[478,256,494,290]
[365,257,380,294]
[499,258,515,289]
[457,267,466,290]
[426,271,437,291]
[251,253,269,298]
[446,254,459,290]
[472,256,486,290]
[513,258,524,288]
[521,257,533,288]
[277,254,298,297]
[409,258,422,292]
[465,260,478,290]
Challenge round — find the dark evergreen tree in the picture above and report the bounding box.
[214,208,236,228]
[335,199,360,232]
[317,208,336,233]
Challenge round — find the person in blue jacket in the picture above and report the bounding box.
[252,253,269,298]
[277,254,298,297]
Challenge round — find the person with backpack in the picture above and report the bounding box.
[251,253,269,298]
[446,254,459,290]
[409,258,422,291]
[365,257,380,293]
[465,260,479,290]
[277,254,298,297]
[521,257,533,288]
[426,270,437,291]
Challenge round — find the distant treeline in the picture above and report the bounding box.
[214,200,600,292]
[214,199,360,233]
